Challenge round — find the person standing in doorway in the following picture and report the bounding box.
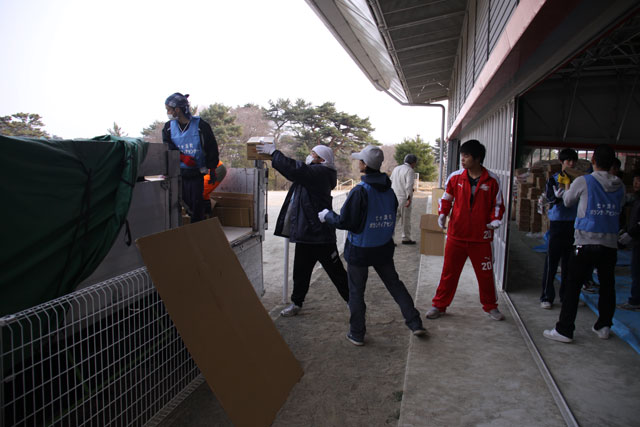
[163,93,219,223]
[256,142,350,317]
[391,154,418,245]
[539,148,578,309]
[618,170,640,311]
[318,145,426,346]
[544,144,624,343]
[425,139,506,321]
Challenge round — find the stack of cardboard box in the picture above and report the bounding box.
[513,159,594,233]
[514,160,563,233]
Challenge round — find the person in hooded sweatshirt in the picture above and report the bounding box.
[256,142,349,317]
[318,145,426,346]
[544,144,625,343]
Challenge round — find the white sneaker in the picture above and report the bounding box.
[280,303,301,317]
[543,328,573,343]
[540,301,552,309]
[592,326,611,339]
[487,308,505,321]
[425,307,443,319]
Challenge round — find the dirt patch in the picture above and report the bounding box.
[158,192,429,427]
[269,193,428,426]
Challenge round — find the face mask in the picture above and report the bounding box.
[167,113,175,121]
[305,155,313,165]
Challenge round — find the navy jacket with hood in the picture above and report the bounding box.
[325,172,398,266]
[272,150,337,244]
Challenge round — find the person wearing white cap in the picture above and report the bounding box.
[391,154,418,244]
[318,145,426,346]
[256,142,349,317]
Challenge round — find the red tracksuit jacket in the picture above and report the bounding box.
[438,167,505,242]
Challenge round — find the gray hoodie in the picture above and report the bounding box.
[562,171,624,248]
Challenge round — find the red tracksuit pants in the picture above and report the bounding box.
[432,237,498,312]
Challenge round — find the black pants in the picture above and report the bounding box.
[182,174,205,223]
[291,242,349,306]
[540,221,574,303]
[347,261,422,341]
[556,245,617,338]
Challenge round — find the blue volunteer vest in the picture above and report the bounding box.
[548,172,578,221]
[169,116,205,170]
[348,182,396,247]
[574,174,624,234]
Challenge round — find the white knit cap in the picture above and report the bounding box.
[312,145,335,170]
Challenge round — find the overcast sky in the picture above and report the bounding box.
[0,0,446,145]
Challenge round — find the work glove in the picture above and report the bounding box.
[318,209,330,223]
[256,143,276,155]
[553,186,565,199]
[179,153,197,167]
[437,214,447,229]
[486,220,502,230]
[618,232,633,246]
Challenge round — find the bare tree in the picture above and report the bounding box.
[141,120,164,143]
[380,145,398,176]
[231,104,273,143]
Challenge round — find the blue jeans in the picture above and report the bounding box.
[346,262,422,340]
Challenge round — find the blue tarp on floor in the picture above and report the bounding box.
[535,230,638,354]
[580,273,640,355]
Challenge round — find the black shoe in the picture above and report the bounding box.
[401,240,416,245]
[412,327,427,337]
[346,333,364,346]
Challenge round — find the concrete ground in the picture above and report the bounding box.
[156,192,640,427]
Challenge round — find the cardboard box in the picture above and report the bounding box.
[213,206,251,227]
[136,218,303,427]
[211,192,253,227]
[431,188,445,214]
[247,142,274,160]
[565,167,587,180]
[419,214,446,256]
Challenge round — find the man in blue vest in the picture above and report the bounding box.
[163,93,219,223]
[540,148,578,309]
[318,145,426,346]
[544,144,624,343]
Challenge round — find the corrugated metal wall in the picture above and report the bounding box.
[448,0,519,128]
[459,100,515,290]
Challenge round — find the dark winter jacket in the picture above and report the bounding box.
[325,172,398,266]
[627,191,640,240]
[272,150,337,244]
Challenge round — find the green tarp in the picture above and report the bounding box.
[0,135,148,316]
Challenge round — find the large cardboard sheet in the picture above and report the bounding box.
[136,218,302,427]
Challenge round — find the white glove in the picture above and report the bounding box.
[256,143,276,155]
[437,214,447,229]
[618,232,633,246]
[318,209,330,223]
[553,186,565,198]
[486,220,502,230]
